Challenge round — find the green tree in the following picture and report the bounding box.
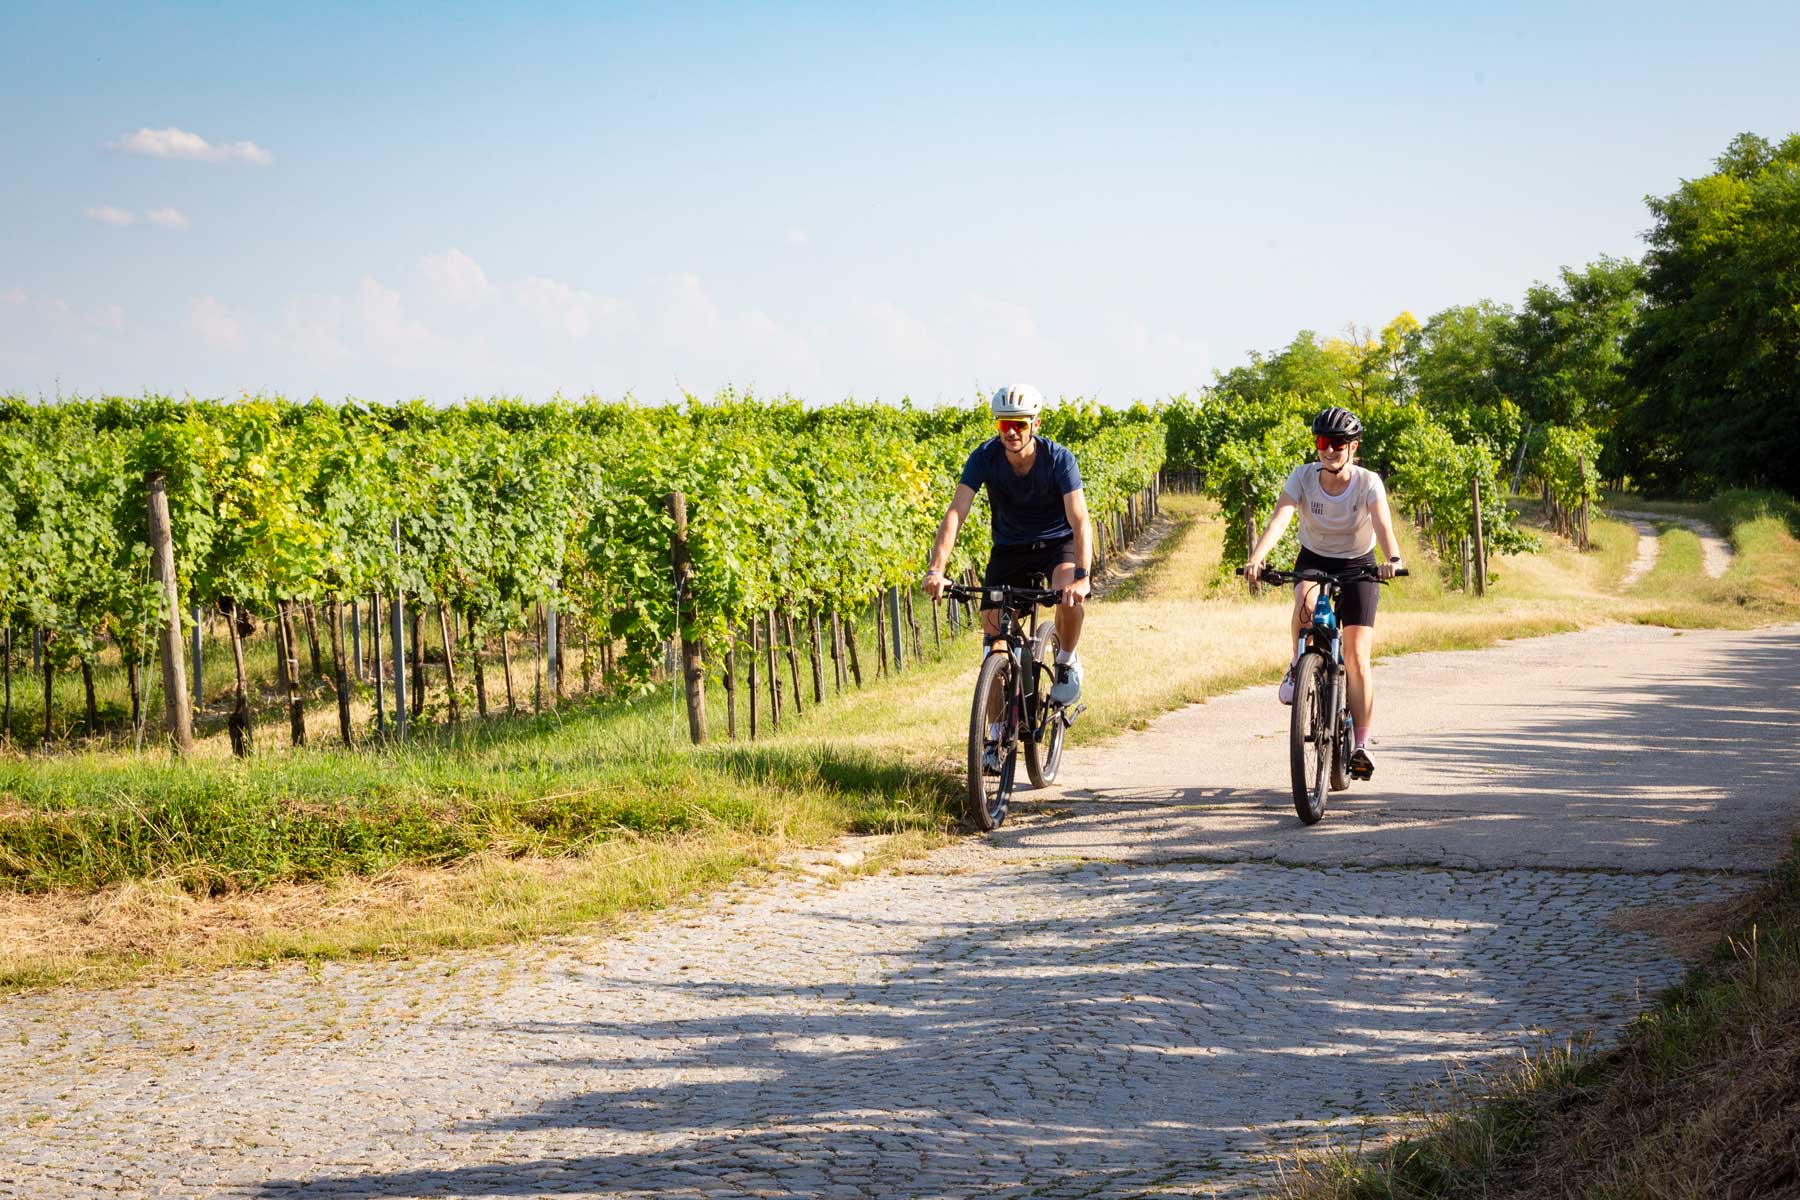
[1622,131,1800,492]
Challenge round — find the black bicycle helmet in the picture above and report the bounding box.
[1311,406,1363,440]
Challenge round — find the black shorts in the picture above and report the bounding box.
[980,538,1077,610]
[1294,546,1380,627]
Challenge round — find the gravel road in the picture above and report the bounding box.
[3,623,1795,1200]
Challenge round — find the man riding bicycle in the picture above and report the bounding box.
[1245,406,1403,778]
[922,384,1094,709]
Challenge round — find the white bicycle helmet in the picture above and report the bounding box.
[989,383,1044,419]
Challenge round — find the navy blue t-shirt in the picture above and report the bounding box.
[959,436,1084,545]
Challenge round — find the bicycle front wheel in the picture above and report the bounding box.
[1289,652,1333,825]
[1329,692,1353,792]
[1024,623,1064,787]
[968,652,1018,831]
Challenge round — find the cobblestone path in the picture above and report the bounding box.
[4,624,1794,1199]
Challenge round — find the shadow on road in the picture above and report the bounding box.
[249,633,1795,1198]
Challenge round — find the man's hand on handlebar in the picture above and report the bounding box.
[922,568,948,601]
[1060,574,1090,608]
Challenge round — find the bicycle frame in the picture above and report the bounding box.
[950,583,1062,747]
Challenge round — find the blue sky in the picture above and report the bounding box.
[2,1,1795,405]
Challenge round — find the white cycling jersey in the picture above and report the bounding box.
[1281,463,1387,557]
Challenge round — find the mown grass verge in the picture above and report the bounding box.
[1269,831,1800,1200]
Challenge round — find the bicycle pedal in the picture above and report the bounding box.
[1348,761,1373,781]
[1062,702,1087,727]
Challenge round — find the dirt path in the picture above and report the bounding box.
[1611,509,1735,581]
[3,624,1795,1199]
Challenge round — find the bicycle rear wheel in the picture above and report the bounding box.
[1289,652,1332,824]
[968,651,1018,830]
[1024,623,1064,787]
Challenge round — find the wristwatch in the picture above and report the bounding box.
[1072,567,1089,580]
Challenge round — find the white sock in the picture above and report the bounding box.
[1055,648,1077,665]
[987,721,1002,741]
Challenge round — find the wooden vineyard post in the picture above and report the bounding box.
[409,604,426,721]
[2,626,11,743]
[351,601,363,681]
[829,612,845,692]
[390,582,408,744]
[724,630,738,741]
[872,595,886,677]
[304,600,323,679]
[665,492,707,745]
[501,620,516,715]
[747,622,760,739]
[533,603,543,715]
[765,610,781,728]
[191,604,204,712]
[468,610,490,717]
[886,586,905,673]
[146,472,194,754]
[809,612,825,704]
[1470,476,1487,597]
[844,611,864,688]
[278,600,306,747]
[436,599,461,727]
[370,593,386,742]
[547,602,563,704]
[1460,536,1471,591]
[781,610,804,717]
[329,599,354,746]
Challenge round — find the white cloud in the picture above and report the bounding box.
[145,207,189,230]
[847,298,953,382]
[109,127,272,165]
[735,308,819,382]
[274,295,354,369]
[85,205,138,227]
[357,276,459,367]
[653,273,725,340]
[89,304,125,333]
[190,297,246,350]
[423,248,493,304]
[786,227,809,246]
[0,287,23,305]
[515,276,633,340]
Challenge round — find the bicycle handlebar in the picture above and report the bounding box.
[1235,565,1409,585]
[942,582,1064,608]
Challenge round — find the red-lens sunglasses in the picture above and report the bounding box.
[1316,435,1353,451]
[997,419,1031,434]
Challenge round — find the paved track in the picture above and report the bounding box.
[3,624,1796,1199]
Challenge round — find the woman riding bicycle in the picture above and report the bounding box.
[1244,406,1404,778]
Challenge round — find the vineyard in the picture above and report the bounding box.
[0,394,1165,754]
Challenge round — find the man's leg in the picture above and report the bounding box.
[1050,562,1084,652]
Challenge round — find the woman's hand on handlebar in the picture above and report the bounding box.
[1244,556,1265,585]
[1377,557,1403,581]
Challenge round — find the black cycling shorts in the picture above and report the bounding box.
[1294,546,1380,628]
[980,538,1078,610]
